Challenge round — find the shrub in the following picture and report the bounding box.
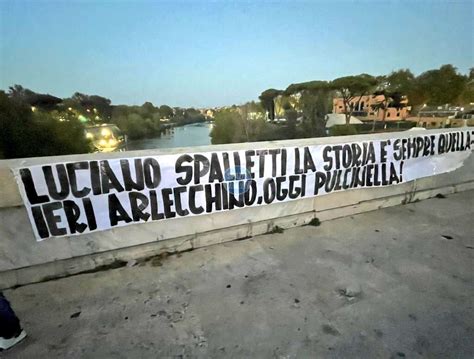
[0,92,90,158]
[329,124,358,136]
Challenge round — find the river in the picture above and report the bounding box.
[127,122,213,150]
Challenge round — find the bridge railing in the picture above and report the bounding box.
[1,128,473,289]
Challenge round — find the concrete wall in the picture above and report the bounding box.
[1,128,473,289]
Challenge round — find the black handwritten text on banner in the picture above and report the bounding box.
[14,130,473,240]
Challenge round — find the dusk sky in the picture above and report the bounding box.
[1,0,472,108]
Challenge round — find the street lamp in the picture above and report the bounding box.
[417,104,427,127]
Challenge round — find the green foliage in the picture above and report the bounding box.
[70,92,112,120]
[384,69,418,104]
[111,105,130,118]
[210,108,286,144]
[299,90,331,138]
[9,84,62,111]
[259,88,283,121]
[331,74,378,96]
[0,91,90,159]
[416,65,466,106]
[173,108,206,126]
[260,88,283,99]
[8,85,34,101]
[113,112,161,140]
[285,108,297,139]
[282,99,292,111]
[458,75,474,105]
[159,105,174,118]
[345,65,470,108]
[331,74,378,125]
[140,102,157,118]
[210,109,242,144]
[245,101,264,113]
[110,104,204,140]
[284,80,329,95]
[329,124,358,136]
[2,63,471,154]
[369,89,407,129]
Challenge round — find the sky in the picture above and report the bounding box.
[0,0,473,108]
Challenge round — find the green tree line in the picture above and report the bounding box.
[0,91,90,159]
[1,86,207,158]
[211,64,473,144]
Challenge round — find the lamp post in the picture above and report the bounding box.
[418,104,427,127]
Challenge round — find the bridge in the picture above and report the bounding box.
[0,128,473,357]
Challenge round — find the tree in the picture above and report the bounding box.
[458,67,474,105]
[210,109,241,144]
[283,80,331,137]
[159,105,174,119]
[245,101,264,113]
[8,85,35,102]
[210,106,281,144]
[111,105,130,119]
[28,94,62,110]
[140,102,156,118]
[285,80,329,95]
[8,85,62,110]
[259,89,283,121]
[331,74,378,125]
[285,108,297,139]
[370,90,406,130]
[384,69,421,107]
[0,91,89,159]
[71,92,112,119]
[299,90,331,137]
[416,65,467,106]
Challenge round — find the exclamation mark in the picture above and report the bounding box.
[399,161,404,182]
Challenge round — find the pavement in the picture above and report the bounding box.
[3,191,474,358]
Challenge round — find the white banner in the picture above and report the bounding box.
[13,129,473,241]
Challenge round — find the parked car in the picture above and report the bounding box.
[85,124,127,152]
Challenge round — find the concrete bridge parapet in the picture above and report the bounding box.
[0,129,473,290]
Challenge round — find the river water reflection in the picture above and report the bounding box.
[127,122,212,150]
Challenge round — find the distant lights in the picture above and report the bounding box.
[78,114,88,123]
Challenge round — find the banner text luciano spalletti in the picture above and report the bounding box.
[17,131,472,239]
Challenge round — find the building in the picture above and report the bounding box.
[199,109,215,118]
[411,109,474,129]
[332,94,410,121]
